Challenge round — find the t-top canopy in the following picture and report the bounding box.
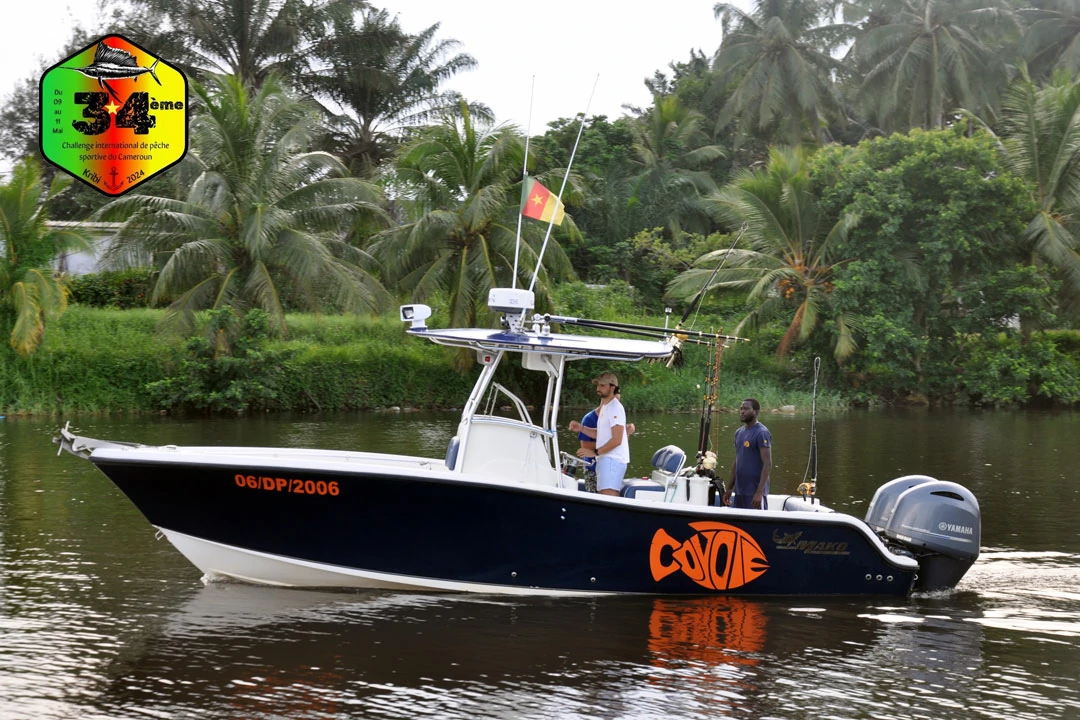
[410,327,675,361]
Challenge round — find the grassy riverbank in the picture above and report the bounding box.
[0,306,847,416]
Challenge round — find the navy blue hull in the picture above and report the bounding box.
[93,458,916,596]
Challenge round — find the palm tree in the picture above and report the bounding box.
[373,103,575,334]
[1019,0,1080,81]
[852,0,1013,132]
[628,94,726,236]
[667,146,859,359]
[305,8,483,177]
[127,0,358,87]
[711,0,850,145]
[100,73,390,336]
[0,158,90,355]
[962,67,1080,323]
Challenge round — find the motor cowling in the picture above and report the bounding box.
[866,477,981,592]
[865,475,938,534]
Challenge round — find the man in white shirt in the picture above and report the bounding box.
[568,371,630,496]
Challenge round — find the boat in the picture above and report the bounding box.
[54,287,981,596]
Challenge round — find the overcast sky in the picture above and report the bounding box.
[389,0,748,130]
[8,0,752,136]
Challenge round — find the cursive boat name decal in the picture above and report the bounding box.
[234,474,341,497]
[650,522,769,591]
[771,530,851,556]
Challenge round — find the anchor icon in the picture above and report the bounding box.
[103,166,124,193]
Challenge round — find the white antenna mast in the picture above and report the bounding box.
[527,75,598,295]
[511,75,535,290]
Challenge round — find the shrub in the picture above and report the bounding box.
[1044,329,1080,357]
[959,333,1080,407]
[147,309,293,414]
[551,281,643,319]
[276,343,477,411]
[69,268,157,309]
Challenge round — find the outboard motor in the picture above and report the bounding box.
[865,475,938,533]
[865,476,981,592]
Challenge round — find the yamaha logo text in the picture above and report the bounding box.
[938,521,974,535]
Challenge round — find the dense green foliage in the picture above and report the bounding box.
[712,0,846,144]
[5,0,1080,411]
[120,0,358,87]
[810,129,1042,401]
[959,332,1080,407]
[147,309,292,413]
[99,74,390,336]
[302,7,481,176]
[964,67,1080,328]
[671,146,860,359]
[0,307,491,414]
[371,103,574,337]
[851,0,1009,132]
[0,305,858,415]
[0,307,170,413]
[0,159,89,355]
[68,268,158,309]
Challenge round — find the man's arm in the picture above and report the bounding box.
[568,420,597,439]
[577,438,597,458]
[596,424,624,455]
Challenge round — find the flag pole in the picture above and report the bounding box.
[527,74,598,295]
[512,76,535,290]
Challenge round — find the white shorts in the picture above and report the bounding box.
[596,456,627,493]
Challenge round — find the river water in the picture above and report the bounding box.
[1,409,1077,719]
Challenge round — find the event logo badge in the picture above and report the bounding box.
[40,35,188,195]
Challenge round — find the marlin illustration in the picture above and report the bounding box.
[69,42,161,103]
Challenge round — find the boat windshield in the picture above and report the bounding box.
[484,382,533,425]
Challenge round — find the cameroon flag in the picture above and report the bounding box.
[520,176,565,226]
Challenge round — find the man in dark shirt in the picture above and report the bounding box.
[723,398,772,510]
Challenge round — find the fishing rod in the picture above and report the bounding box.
[544,314,748,346]
[675,223,747,332]
[697,332,723,459]
[662,224,747,369]
[687,333,725,505]
[798,356,822,503]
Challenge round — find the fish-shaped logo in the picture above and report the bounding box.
[68,42,161,102]
[650,521,769,590]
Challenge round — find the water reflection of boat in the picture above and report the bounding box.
[90,585,999,720]
[95,587,654,716]
[92,587,881,718]
[55,289,981,596]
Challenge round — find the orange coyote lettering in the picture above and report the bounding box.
[650,522,769,590]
